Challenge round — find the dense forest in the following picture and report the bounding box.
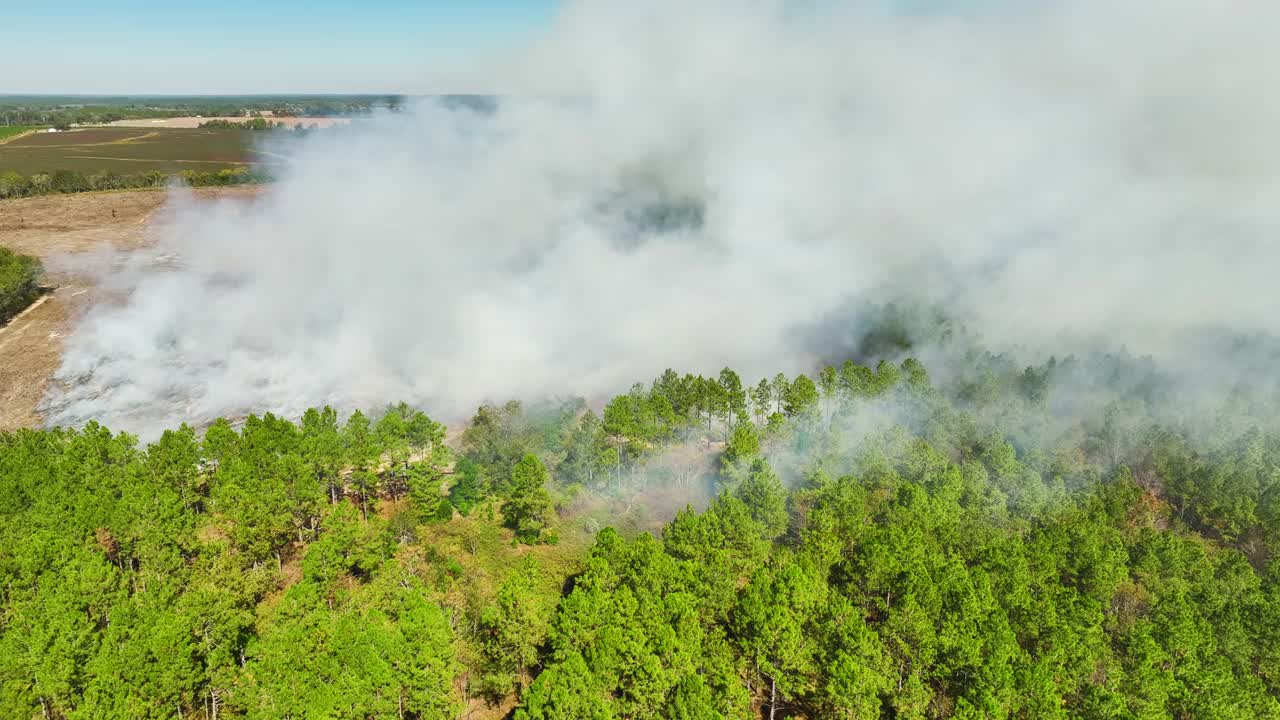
[2,337,1279,719]
[0,247,43,324]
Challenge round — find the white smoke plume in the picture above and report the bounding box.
[42,0,1280,436]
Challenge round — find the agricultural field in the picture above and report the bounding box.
[0,126,267,174]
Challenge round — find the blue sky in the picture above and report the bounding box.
[0,0,562,94]
[0,1,1005,95]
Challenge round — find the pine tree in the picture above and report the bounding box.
[503,454,554,543]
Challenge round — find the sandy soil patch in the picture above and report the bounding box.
[0,187,262,431]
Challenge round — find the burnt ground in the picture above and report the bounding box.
[0,187,261,431]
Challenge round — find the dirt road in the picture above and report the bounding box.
[0,187,260,431]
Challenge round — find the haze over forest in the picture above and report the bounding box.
[3,1,1280,719]
[36,0,1280,435]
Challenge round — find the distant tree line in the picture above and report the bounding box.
[197,118,324,134]
[0,247,43,324]
[198,118,285,131]
[0,95,399,128]
[0,167,271,200]
[175,168,272,187]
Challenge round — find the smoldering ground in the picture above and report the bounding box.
[40,0,1280,438]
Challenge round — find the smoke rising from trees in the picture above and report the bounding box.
[42,0,1280,435]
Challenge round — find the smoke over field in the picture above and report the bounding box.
[42,0,1280,435]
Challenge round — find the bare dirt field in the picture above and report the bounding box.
[0,187,261,431]
[108,117,353,129]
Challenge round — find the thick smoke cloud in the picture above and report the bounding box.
[42,0,1280,436]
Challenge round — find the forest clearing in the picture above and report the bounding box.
[0,187,260,430]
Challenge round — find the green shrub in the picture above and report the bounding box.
[0,247,42,323]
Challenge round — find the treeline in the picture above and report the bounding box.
[2,351,1279,718]
[0,247,43,323]
[199,118,286,131]
[175,168,271,188]
[0,167,271,200]
[0,96,396,128]
[1,107,189,130]
[198,118,323,133]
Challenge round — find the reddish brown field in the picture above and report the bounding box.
[0,187,262,431]
[7,128,159,146]
[0,127,261,174]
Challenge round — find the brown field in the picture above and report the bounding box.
[0,187,262,431]
[108,116,353,129]
[0,126,261,175]
[9,128,161,147]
